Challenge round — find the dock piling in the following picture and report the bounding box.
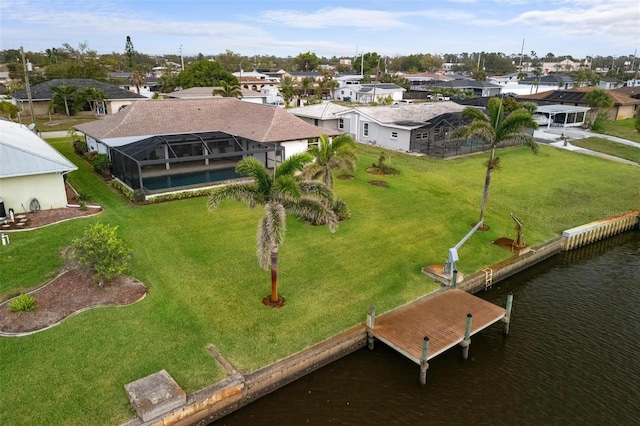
[503,292,513,335]
[419,336,430,385]
[452,269,458,288]
[367,305,376,350]
[461,313,472,360]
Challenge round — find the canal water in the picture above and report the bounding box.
[213,230,640,425]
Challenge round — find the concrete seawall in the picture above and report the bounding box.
[122,209,639,426]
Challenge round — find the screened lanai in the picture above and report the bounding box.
[109,131,283,191]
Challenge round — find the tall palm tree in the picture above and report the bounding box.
[302,134,357,190]
[213,80,242,98]
[207,154,337,307]
[301,77,313,97]
[452,98,539,228]
[327,79,339,100]
[279,75,296,106]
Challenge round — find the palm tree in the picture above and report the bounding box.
[207,154,337,307]
[301,77,313,97]
[302,134,357,190]
[452,98,539,228]
[130,70,146,95]
[213,80,242,98]
[52,85,78,116]
[327,79,339,100]
[279,75,296,107]
[583,89,614,126]
[82,87,106,116]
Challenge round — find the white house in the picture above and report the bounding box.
[335,102,465,152]
[334,83,405,103]
[0,120,77,213]
[290,102,352,130]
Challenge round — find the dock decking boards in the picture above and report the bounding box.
[370,289,506,363]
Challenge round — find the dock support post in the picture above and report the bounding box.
[366,305,376,350]
[419,336,430,385]
[452,269,458,288]
[503,292,513,335]
[461,313,472,360]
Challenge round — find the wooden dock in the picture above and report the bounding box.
[368,289,507,364]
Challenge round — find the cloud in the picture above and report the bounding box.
[509,0,640,39]
[260,7,408,29]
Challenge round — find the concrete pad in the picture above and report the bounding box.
[124,370,186,422]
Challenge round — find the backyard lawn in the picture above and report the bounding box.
[571,136,640,163]
[1,138,639,425]
[594,118,640,143]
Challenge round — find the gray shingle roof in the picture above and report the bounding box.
[0,120,77,178]
[11,79,146,101]
[74,98,338,144]
[338,102,465,128]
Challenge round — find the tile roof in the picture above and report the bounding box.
[0,120,77,178]
[74,98,338,144]
[11,79,146,101]
[518,87,640,105]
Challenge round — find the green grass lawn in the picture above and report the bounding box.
[594,118,640,143]
[1,138,639,425]
[16,114,99,133]
[571,137,640,163]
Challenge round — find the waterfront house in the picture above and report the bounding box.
[73,98,337,192]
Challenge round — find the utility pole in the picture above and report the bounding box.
[179,45,184,71]
[20,45,35,125]
[518,38,525,72]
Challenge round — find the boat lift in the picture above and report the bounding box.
[443,221,484,280]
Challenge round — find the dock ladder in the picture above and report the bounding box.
[482,268,493,290]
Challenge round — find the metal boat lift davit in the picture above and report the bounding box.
[443,221,484,283]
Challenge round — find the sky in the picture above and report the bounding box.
[1,0,639,60]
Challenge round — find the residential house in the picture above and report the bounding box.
[284,71,324,83]
[518,87,640,120]
[74,98,337,192]
[519,74,575,93]
[11,78,146,116]
[165,86,283,105]
[597,78,623,90]
[335,101,466,154]
[438,79,502,97]
[290,102,352,131]
[107,72,160,98]
[334,83,405,103]
[0,119,77,213]
[400,73,454,91]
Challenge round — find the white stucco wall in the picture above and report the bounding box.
[0,173,68,212]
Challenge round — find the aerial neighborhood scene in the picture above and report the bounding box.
[1,0,640,424]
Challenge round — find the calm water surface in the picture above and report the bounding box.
[214,230,640,425]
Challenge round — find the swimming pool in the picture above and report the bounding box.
[142,168,241,191]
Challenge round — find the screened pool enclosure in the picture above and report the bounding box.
[109,131,283,191]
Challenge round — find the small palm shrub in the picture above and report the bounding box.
[332,198,350,221]
[9,294,37,312]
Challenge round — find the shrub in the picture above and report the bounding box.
[133,189,148,204]
[71,223,132,285]
[73,140,88,156]
[84,151,99,162]
[331,198,350,221]
[9,294,37,312]
[92,154,111,175]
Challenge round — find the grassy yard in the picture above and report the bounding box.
[571,137,640,163]
[16,113,99,133]
[594,118,640,143]
[1,138,639,425]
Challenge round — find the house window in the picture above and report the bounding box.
[341,90,345,95]
[314,119,319,126]
[363,123,369,137]
[338,118,344,129]
[308,138,319,148]
[391,132,398,139]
